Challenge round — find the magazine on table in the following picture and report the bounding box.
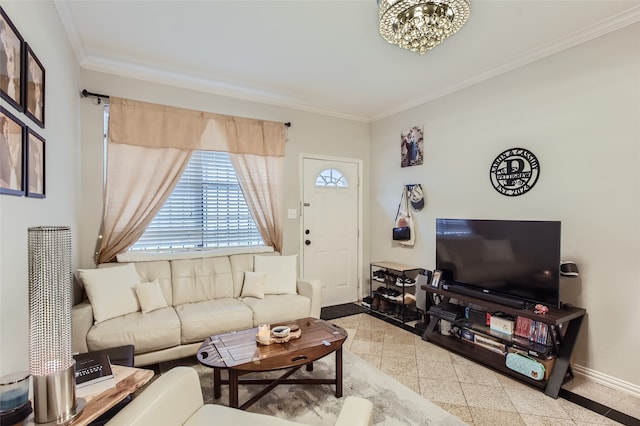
[73,352,116,397]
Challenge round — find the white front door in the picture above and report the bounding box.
[301,157,360,307]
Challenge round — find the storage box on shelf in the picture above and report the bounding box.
[421,285,585,399]
[366,261,422,323]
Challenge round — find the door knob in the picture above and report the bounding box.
[305,240,311,245]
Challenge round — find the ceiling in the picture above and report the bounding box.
[55,1,640,122]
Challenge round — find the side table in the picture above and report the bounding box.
[21,352,153,426]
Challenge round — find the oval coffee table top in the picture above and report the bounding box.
[197,317,347,372]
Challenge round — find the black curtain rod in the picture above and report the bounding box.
[81,89,109,104]
[80,89,291,127]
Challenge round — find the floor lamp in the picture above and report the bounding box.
[28,226,85,424]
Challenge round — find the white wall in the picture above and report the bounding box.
[369,23,640,389]
[77,70,370,271]
[2,0,635,395]
[0,2,80,374]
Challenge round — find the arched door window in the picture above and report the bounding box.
[315,168,349,187]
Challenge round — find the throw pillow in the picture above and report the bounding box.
[78,263,141,323]
[240,271,267,299]
[134,279,168,313]
[253,255,297,295]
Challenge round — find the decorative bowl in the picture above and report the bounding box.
[0,372,30,412]
[271,326,291,338]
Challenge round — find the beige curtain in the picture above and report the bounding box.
[108,97,285,155]
[96,97,286,263]
[230,154,284,252]
[97,144,192,264]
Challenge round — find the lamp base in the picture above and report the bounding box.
[32,365,85,424]
[34,399,85,426]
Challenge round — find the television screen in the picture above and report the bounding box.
[435,219,561,308]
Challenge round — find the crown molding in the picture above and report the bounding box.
[80,56,369,123]
[372,5,640,121]
[54,1,87,64]
[56,2,640,123]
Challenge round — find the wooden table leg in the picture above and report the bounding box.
[335,347,343,398]
[229,370,239,408]
[213,368,221,399]
[306,362,314,372]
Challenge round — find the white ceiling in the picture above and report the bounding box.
[55,0,640,122]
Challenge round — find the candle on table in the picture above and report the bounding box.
[258,324,270,341]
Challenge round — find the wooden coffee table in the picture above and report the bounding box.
[196,317,348,410]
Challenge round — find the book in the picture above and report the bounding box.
[514,317,553,346]
[73,352,116,398]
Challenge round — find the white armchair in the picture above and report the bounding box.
[106,366,373,426]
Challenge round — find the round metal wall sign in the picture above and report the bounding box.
[490,148,540,196]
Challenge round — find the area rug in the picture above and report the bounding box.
[159,349,467,425]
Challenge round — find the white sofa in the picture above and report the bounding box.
[73,249,321,366]
[106,366,373,426]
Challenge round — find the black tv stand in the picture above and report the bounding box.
[422,285,586,399]
[440,282,527,309]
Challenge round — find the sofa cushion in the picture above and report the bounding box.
[131,260,173,306]
[242,294,311,325]
[87,307,180,354]
[229,253,258,297]
[175,298,254,344]
[79,263,141,323]
[171,257,234,305]
[187,405,307,426]
[240,271,267,299]
[135,279,169,313]
[254,255,297,295]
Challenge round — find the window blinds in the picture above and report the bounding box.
[131,150,263,250]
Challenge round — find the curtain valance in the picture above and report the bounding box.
[107,97,286,156]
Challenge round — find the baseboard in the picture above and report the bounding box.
[572,363,640,398]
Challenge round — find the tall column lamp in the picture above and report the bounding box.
[28,226,85,424]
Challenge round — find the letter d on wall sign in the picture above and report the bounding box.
[490,147,540,197]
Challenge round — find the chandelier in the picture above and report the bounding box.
[377,0,471,54]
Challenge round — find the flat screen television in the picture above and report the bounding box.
[435,218,561,309]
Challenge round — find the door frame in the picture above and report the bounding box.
[299,153,364,301]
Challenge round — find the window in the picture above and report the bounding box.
[315,168,348,187]
[130,150,264,251]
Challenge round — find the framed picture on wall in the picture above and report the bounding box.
[0,7,24,110]
[400,125,424,168]
[0,106,25,196]
[26,127,44,198]
[24,43,44,128]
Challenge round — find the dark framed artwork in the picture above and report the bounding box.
[400,125,424,168]
[24,43,44,128]
[26,127,44,198]
[0,106,25,196]
[0,7,24,110]
[430,269,442,288]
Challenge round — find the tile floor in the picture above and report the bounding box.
[330,313,640,426]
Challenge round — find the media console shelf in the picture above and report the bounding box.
[422,285,586,399]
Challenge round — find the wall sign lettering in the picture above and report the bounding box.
[490,148,540,196]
